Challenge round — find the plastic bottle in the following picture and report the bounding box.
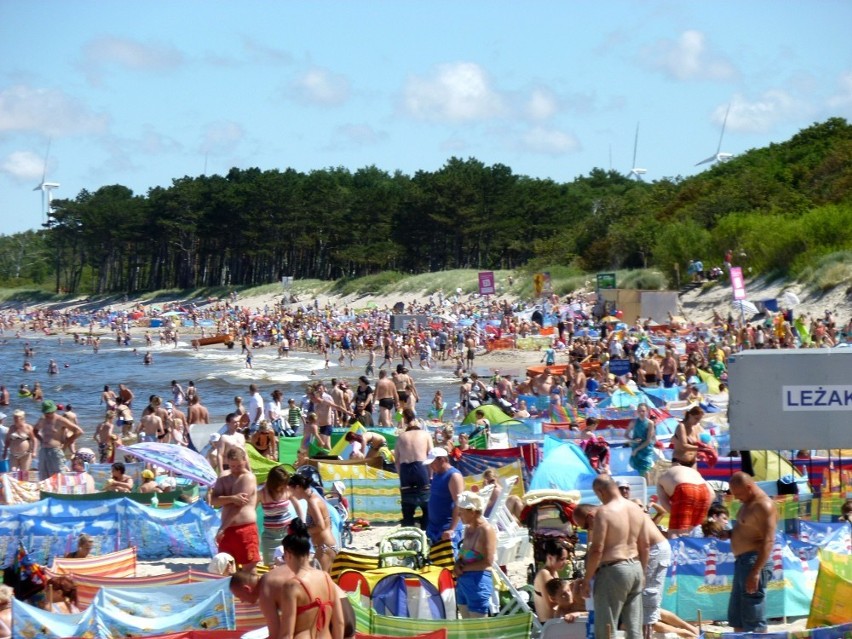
[151,493,159,508]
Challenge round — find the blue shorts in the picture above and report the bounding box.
[728,551,771,632]
[319,425,333,436]
[456,569,493,614]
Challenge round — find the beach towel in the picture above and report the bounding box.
[49,546,136,578]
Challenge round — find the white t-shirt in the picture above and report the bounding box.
[248,392,265,424]
[267,400,282,421]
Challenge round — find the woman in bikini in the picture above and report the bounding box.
[672,405,704,466]
[288,474,338,572]
[258,465,303,566]
[3,410,36,472]
[453,491,496,618]
[229,519,345,639]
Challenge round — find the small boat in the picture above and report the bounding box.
[191,334,234,348]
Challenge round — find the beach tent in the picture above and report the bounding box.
[339,565,456,620]
[13,578,235,638]
[460,404,521,426]
[529,437,598,492]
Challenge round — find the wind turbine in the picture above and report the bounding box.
[696,103,734,166]
[33,139,59,226]
[627,123,646,180]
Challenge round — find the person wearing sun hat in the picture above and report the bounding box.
[34,400,83,480]
[453,490,497,618]
[424,447,464,548]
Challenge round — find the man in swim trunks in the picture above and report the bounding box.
[579,475,647,639]
[34,400,82,480]
[394,417,433,529]
[656,464,714,538]
[728,472,776,633]
[374,370,399,427]
[211,447,260,571]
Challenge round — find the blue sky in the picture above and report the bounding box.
[1,1,851,234]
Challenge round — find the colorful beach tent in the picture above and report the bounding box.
[461,404,522,426]
[529,436,598,492]
[339,565,456,620]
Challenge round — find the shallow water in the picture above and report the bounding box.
[1,329,474,448]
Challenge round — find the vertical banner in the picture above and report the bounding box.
[542,271,552,295]
[478,271,495,296]
[730,266,746,300]
[533,273,544,297]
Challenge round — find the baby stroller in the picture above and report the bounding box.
[377,527,429,570]
[518,491,581,584]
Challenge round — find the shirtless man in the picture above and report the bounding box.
[661,349,678,388]
[394,414,433,529]
[374,370,399,427]
[216,413,247,474]
[118,383,134,407]
[311,384,352,448]
[464,333,476,371]
[580,475,647,639]
[187,394,210,425]
[103,461,134,492]
[639,353,662,387]
[727,472,776,633]
[137,398,164,443]
[34,400,83,480]
[656,464,714,538]
[211,447,260,571]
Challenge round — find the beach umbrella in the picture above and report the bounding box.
[731,300,759,316]
[781,291,801,307]
[118,442,217,486]
[600,315,620,323]
[161,310,186,317]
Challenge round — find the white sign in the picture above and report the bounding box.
[782,385,852,411]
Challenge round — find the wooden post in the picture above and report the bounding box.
[697,610,702,636]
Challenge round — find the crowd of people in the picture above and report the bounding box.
[0,288,850,635]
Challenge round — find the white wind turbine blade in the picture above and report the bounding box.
[715,103,731,157]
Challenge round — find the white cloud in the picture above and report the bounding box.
[646,30,737,81]
[331,124,387,147]
[525,88,559,121]
[200,121,245,155]
[725,91,810,133]
[0,150,47,182]
[519,126,580,155]
[403,62,505,122]
[827,70,852,111]
[81,36,183,85]
[290,67,350,106]
[0,85,109,136]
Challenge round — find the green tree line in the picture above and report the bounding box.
[3,118,851,294]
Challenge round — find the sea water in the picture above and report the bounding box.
[0,331,473,449]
